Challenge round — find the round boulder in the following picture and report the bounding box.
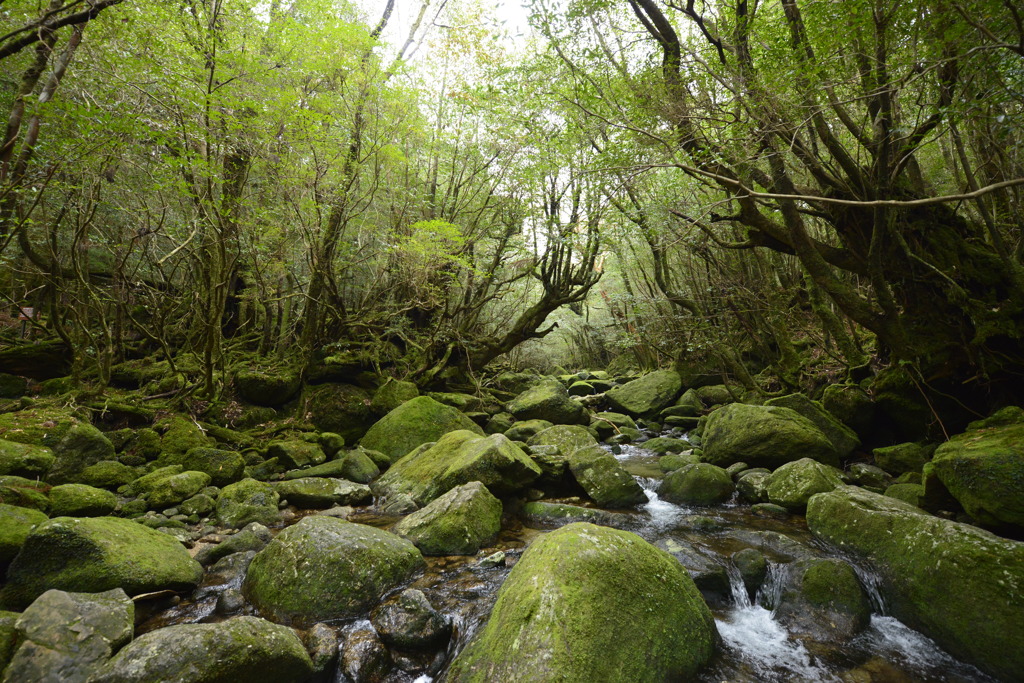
[391,481,502,556]
[658,463,734,506]
[702,403,840,469]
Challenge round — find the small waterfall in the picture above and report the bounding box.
[635,476,687,530]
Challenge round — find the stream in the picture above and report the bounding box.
[138,436,994,682]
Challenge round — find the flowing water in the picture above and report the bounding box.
[141,436,995,682]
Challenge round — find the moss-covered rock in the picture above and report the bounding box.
[772,557,871,643]
[589,412,638,440]
[0,503,48,568]
[217,478,280,529]
[0,341,71,380]
[273,477,372,508]
[446,523,717,682]
[91,616,314,683]
[159,417,213,458]
[392,481,501,556]
[806,486,1024,681]
[46,423,115,485]
[658,463,734,506]
[701,403,839,469]
[884,482,923,506]
[736,470,770,503]
[0,516,202,610]
[243,516,424,624]
[337,448,380,483]
[821,384,875,436]
[640,436,690,455]
[159,447,245,487]
[370,379,420,416]
[520,501,617,528]
[764,393,860,459]
[48,483,117,517]
[504,419,554,442]
[603,370,682,417]
[506,379,588,425]
[526,424,597,457]
[0,475,50,511]
[872,442,935,476]
[0,373,27,399]
[0,439,54,478]
[234,366,301,407]
[694,384,738,406]
[930,421,1024,531]
[567,446,646,508]
[360,396,484,464]
[373,431,541,508]
[78,460,137,490]
[0,404,77,448]
[765,458,844,512]
[659,451,701,473]
[371,588,451,651]
[427,391,484,412]
[304,383,375,443]
[266,440,326,470]
[146,470,211,509]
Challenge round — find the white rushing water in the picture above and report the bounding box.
[636,476,688,531]
[716,604,834,682]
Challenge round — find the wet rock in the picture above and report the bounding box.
[657,537,731,608]
[243,516,424,623]
[340,623,392,683]
[604,370,682,417]
[338,449,380,483]
[371,589,451,650]
[392,481,501,556]
[0,439,54,479]
[807,486,1024,681]
[846,463,892,490]
[360,396,484,464]
[234,366,301,407]
[3,588,133,683]
[215,588,245,615]
[273,477,372,509]
[732,548,768,596]
[91,616,314,683]
[658,463,734,506]
[506,379,588,425]
[0,503,48,569]
[702,403,840,469]
[217,478,280,529]
[930,420,1024,531]
[521,501,616,528]
[195,522,272,565]
[568,445,646,508]
[266,440,326,470]
[872,442,934,476]
[302,622,338,679]
[447,523,717,681]
[47,483,117,517]
[765,458,844,512]
[751,503,790,519]
[640,436,691,455]
[479,551,505,568]
[373,430,540,508]
[195,551,256,600]
[773,557,871,644]
[659,451,700,473]
[46,423,114,486]
[0,516,202,610]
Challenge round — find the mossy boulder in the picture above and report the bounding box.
[243,516,424,624]
[0,439,54,478]
[0,503,48,568]
[0,516,202,610]
[48,484,117,517]
[337,448,380,483]
[373,431,541,508]
[146,470,211,509]
[506,379,588,425]
[659,451,701,473]
[772,557,871,643]
[694,384,738,406]
[504,419,554,442]
[234,366,301,407]
[392,481,502,555]
[46,423,115,485]
[884,482,923,506]
[427,391,484,412]
[765,458,844,512]
[673,388,705,416]
[0,341,71,380]
[266,440,326,470]
[371,588,451,650]
[567,446,646,508]
[78,461,137,490]
[92,616,314,683]
[526,424,598,458]
[0,475,50,511]
[764,393,860,458]
[304,383,375,443]
[0,373,27,399]
[806,486,1024,681]
[930,421,1024,531]
[360,396,484,464]
[159,417,213,458]
[640,436,690,455]
[217,479,280,529]
[821,384,875,436]
[736,470,770,503]
[603,370,682,417]
[370,379,420,415]
[159,447,245,487]
[273,477,372,508]
[658,463,734,506]
[590,412,638,440]
[701,403,840,469]
[446,523,717,682]
[0,404,77,447]
[521,501,617,528]
[872,442,935,476]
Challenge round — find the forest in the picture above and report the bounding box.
[0,0,1022,681]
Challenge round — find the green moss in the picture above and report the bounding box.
[0,475,50,511]
[568,446,646,508]
[0,503,48,566]
[304,383,375,443]
[360,396,484,464]
[392,481,501,555]
[0,439,54,478]
[0,406,79,447]
[702,403,839,469]
[658,463,734,506]
[765,458,844,512]
[234,366,301,407]
[48,483,118,517]
[158,417,212,457]
[217,478,280,529]
[603,370,682,417]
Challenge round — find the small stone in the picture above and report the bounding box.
[479,551,506,568]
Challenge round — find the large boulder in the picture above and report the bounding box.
[0,503,48,569]
[372,431,540,508]
[273,477,372,508]
[821,384,875,436]
[771,557,871,644]
[360,396,484,464]
[0,516,202,610]
[567,446,646,508]
[930,421,1024,531]
[158,416,213,458]
[216,478,280,529]
[266,440,326,470]
[145,470,211,509]
[160,447,245,486]
[504,419,554,442]
[658,463,734,506]
[243,516,424,624]
[48,484,117,517]
[46,423,115,485]
[446,523,717,682]
[304,383,375,443]
[603,370,682,417]
[0,440,54,479]
[506,379,588,425]
[392,481,502,556]
[765,458,844,512]
[764,393,860,458]
[872,442,934,476]
[3,588,133,683]
[370,379,419,415]
[234,366,301,407]
[91,616,314,683]
[807,486,1024,681]
[701,403,840,469]
[371,588,451,651]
